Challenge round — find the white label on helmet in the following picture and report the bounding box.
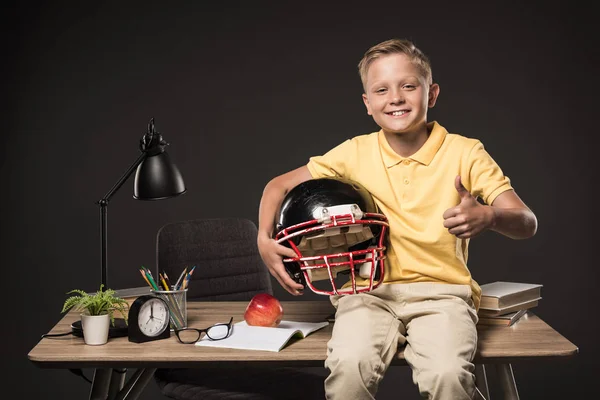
[312,204,364,223]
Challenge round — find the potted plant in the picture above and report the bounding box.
[61,284,129,345]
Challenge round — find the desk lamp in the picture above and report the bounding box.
[72,118,187,338]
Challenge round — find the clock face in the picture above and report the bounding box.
[137,297,170,337]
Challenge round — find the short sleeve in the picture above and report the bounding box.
[468,141,513,205]
[306,139,356,179]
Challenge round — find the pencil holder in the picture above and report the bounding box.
[151,288,188,330]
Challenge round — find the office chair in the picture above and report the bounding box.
[153,218,326,400]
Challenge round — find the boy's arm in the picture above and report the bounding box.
[257,165,313,295]
[487,189,538,239]
[443,175,538,240]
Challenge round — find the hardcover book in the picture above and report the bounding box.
[478,298,540,317]
[479,281,542,310]
[478,309,528,327]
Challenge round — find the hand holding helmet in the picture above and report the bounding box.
[257,233,305,295]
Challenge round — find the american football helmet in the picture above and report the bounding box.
[275,177,389,295]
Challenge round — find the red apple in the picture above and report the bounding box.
[244,293,284,327]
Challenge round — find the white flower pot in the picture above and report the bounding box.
[80,313,110,345]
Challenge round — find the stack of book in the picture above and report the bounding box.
[477,281,542,326]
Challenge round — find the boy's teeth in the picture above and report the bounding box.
[391,111,406,116]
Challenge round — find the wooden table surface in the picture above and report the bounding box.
[28,301,578,369]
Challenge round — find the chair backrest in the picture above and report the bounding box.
[156,218,273,301]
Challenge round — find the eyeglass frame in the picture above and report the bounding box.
[174,317,233,344]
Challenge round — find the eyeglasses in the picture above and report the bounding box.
[174,317,233,344]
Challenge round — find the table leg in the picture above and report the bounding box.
[89,368,112,400]
[107,368,127,399]
[474,364,490,400]
[113,368,157,400]
[88,367,156,400]
[496,364,520,400]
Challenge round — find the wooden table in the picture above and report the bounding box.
[28,301,578,400]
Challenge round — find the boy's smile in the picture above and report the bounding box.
[362,54,439,139]
[387,110,409,117]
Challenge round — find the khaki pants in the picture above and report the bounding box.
[324,282,478,400]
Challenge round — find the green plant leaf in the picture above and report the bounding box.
[61,284,129,325]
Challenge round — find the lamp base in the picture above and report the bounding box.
[71,318,128,338]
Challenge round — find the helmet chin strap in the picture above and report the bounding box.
[358,249,377,278]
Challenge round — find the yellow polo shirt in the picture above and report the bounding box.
[306,121,513,310]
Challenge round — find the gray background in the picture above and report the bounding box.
[3,1,596,399]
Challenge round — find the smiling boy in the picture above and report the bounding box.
[257,38,537,399]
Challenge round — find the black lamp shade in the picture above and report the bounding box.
[133,151,186,200]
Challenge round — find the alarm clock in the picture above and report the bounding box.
[128,295,171,343]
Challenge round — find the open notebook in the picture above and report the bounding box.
[195,320,329,352]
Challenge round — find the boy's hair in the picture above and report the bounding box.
[358,39,433,90]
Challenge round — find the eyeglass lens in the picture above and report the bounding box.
[206,324,229,339]
[177,329,201,343]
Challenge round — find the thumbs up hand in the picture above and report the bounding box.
[442,176,494,239]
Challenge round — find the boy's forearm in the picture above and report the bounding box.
[258,179,287,240]
[258,166,313,240]
[488,206,538,239]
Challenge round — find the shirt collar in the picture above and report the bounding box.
[379,121,447,168]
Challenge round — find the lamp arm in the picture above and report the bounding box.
[99,152,147,204]
[97,151,147,290]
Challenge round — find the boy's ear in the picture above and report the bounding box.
[428,83,440,108]
[362,93,372,115]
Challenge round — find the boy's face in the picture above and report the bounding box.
[362,54,439,136]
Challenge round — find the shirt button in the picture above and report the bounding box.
[403,160,410,165]
[403,179,409,185]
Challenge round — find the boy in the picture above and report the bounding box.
[257,39,537,399]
